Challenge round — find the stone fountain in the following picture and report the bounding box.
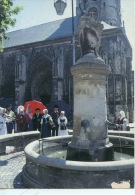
[22,14,134,188]
[66,15,113,162]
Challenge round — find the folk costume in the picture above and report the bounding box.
[58,111,68,136]
[16,106,27,132]
[116,111,128,130]
[25,104,33,131]
[40,109,53,138]
[0,107,7,135]
[32,108,42,131]
[51,105,60,136]
[5,104,15,134]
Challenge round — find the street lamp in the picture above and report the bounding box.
[54,0,76,65]
[54,0,67,15]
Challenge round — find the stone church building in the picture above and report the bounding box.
[0,0,134,122]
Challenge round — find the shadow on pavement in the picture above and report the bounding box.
[0,160,8,166]
[13,171,27,189]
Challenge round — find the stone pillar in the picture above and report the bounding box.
[15,55,26,111]
[15,56,19,110]
[52,48,64,101]
[66,54,113,162]
[18,55,26,104]
[66,15,114,162]
[0,56,3,96]
[51,78,58,101]
[123,76,128,113]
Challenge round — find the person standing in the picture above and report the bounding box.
[40,109,53,138]
[58,111,68,136]
[0,107,7,135]
[116,110,128,130]
[24,104,33,131]
[5,104,15,134]
[32,108,42,131]
[16,105,27,132]
[51,105,60,136]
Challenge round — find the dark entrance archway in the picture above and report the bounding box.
[38,79,52,105]
[40,94,51,105]
[26,55,53,106]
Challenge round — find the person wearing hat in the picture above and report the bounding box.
[16,105,27,132]
[5,104,15,134]
[51,105,60,136]
[32,108,43,131]
[0,107,7,135]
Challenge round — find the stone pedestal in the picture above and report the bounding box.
[66,53,114,162]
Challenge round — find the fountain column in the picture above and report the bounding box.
[66,15,114,162]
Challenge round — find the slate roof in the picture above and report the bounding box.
[4,17,117,49]
[4,17,79,48]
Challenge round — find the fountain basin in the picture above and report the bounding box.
[22,135,134,188]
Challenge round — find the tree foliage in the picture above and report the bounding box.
[0,0,23,52]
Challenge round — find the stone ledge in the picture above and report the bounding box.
[0,131,40,142]
[108,130,134,138]
[24,135,134,171]
[0,131,40,154]
[68,129,135,138]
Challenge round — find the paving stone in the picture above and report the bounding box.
[0,151,26,189]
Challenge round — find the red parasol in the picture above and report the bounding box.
[24,100,46,115]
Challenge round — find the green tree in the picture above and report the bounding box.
[0,0,23,52]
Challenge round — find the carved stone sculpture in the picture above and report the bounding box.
[78,15,103,56]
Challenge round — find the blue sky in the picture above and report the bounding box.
[8,0,135,70]
[9,0,75,31]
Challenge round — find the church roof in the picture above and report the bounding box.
[4,17,119,49]
[4,17,79,49]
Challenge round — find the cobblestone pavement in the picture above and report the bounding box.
[0,151,26,189]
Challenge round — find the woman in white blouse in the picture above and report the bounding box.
[0,107,7,135]
[58,111,68,136]
[40,109,53,138]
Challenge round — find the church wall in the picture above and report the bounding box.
[0,41,74,110]
[0,55,3,96]
[0,53,15,100]
[100,33,133,122]
[0,30,134,122]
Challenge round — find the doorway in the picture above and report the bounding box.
[30,60,52,104]
[40,94,51,106]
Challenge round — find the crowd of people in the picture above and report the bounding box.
[0,103,129,137]
[0,104,69,138]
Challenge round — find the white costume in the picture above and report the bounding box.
[25,104,33,119]
[5,110,15,123]
[17,105,24,114]
[119,111,128,130]
[40,114,53,124]
[0,107,7,135]
[41,109,52,125]
[58,111,68,136]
